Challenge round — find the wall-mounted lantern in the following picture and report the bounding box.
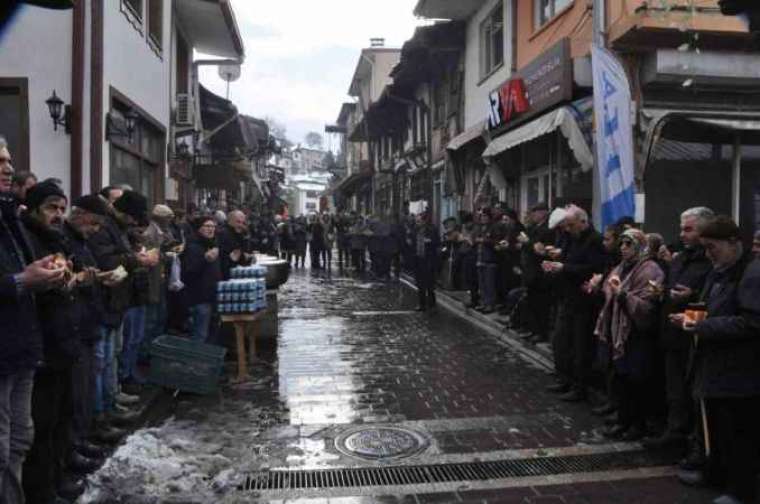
[45,90,71,134]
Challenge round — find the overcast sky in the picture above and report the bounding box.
[199,0,426,150]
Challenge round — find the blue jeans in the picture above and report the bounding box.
[144,291,167,351]
[120,306,146,383]
[188,304,213,343]
[0,369,34,504]
[94,325,119,414]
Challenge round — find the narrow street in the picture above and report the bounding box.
[82,269,714,504]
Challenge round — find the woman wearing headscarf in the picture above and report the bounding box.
[180,215,221,342]
[594,228,665,441]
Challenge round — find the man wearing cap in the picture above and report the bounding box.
[0,137,65,504]
[520,203,556,344]
[62,195,114,472]
[19,181,95,504]
[142,204,179,350]
[671,216,760,504]
[87,190,155,437]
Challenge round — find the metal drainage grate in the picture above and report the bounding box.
[240,450,669,491]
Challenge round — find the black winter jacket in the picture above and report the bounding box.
[660,247,712,350]
[217,225,253,280]
[63,222,104,344]
[0,194,42,375]
[87,214,138,327]
[557,226,607,304]
[21,215,79,369]
[692,255,760,398]
[181,234,222,306]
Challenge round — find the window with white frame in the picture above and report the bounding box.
[534,0,573,29]
[480,3,504,79]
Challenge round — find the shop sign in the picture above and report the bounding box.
[488,38,573,131]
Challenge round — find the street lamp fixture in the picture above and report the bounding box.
[45,90,71,134]
[105,109,139,143]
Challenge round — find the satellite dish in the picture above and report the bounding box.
[218,64,241,83]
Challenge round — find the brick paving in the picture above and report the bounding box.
[90,267,719,503]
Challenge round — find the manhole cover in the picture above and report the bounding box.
[335,426,429,461]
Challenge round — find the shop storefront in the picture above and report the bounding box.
[637,48,760,245]
[481,38,595,216]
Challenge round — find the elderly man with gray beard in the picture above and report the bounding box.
[0,137,65,504]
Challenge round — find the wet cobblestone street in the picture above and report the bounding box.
[82,268,716,504]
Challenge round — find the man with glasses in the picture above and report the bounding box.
[0,137,65,504]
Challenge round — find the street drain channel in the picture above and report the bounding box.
[239,450,671,492]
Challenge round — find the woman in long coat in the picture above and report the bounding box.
[594,228,664,441]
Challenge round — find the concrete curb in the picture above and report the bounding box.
[399,274,555,372]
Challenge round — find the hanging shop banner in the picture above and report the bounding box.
[488,38,573,131]
[592,45,636,229]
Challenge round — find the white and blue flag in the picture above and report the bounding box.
[592,45,636,229]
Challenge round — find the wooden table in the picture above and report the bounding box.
[221,309,271,382]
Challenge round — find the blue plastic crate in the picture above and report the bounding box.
[148,335,227,395]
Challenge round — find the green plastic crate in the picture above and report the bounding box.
[148,335,227,395]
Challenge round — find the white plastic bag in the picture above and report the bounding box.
[168,255,185,292]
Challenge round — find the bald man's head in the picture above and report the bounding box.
[228,210,247,233]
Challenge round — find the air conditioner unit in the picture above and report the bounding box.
[175,94,193,127]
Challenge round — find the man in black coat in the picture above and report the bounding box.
[645,207,714,450]
[543,205,607,401]
[62,195,113,465]
[87,191,153,436]
[19,181,88,504]
[0,143,64,504]
[674,216,760,504]
[414,212,440,311]
[520,203,556,343]
[217,210,253,280]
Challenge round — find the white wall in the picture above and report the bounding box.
[0,5,73,195]
[370,51,401,103]
[463,0,514,129]
[101,0,172,189]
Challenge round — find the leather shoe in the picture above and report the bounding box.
[108,408,140,426]
[68,452,102,474]
[115,391,140,406]
[558,389,586,402]
[91,424,126,444]
[58,477,85,501]
[74,440,109,459]
[679,445,706,471]
[545,382,570,394]
[592,403,616,416]
[677,468,705,487]
[603,411,619,426]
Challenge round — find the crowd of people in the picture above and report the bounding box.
[3,116,760,504]
[0,136,285,504]
[435,201,760,504]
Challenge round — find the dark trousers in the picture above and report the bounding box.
[552,300,596,391]
[664,348,693,435]
[23,366,74,504]
[338,246,351,268]
[321,246,333,269]
[310,244,322,269]
[415,258,436,309]
[706,396,760,501]
[71,343,97,443]
[351,249,366,272]
[615,372,648,430]
[526,286,552,339]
